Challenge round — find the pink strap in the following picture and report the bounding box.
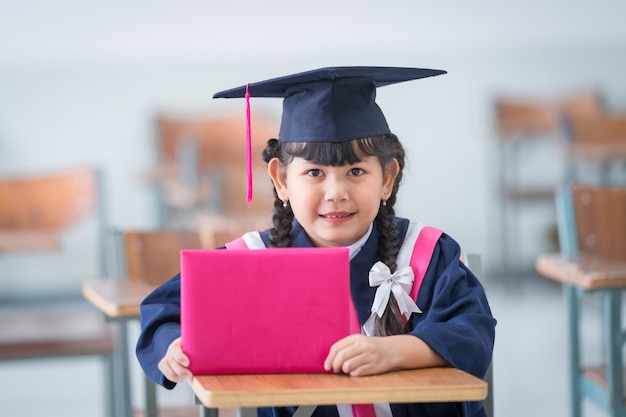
[349,225,442,331]
[225,237,249,250]
[350,225,442,417]
[408,225,443,301]
[352,404,377,417]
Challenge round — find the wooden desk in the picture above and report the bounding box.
[82,280,155,317]
[85,281,488,417]
[83,280,200,417]
[82,280,153,417]
[83,280,196,417]
[536,252,626,289]
[190,367,487,417]
[536,252,626,417]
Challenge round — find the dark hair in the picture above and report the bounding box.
[262,134,407,336]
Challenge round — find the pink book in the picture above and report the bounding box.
[181,247,352,374]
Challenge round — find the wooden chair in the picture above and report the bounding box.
[493,91,604,274]
[0,166,104,254]
[463,253,494,417]
[195,213,272,249]
[114,226,252,282]
[114,229,202,285]
[565,113,626,184]
[536,184,626,417]
[0,166,115,416]
[106,227,251,417]
[561,90,606,121]
[80,225,255,417]
[152,113,278,227]
[107,228,209,417]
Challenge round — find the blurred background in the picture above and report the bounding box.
[1,1,625,416]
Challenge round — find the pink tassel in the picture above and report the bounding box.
[245,83,253,206]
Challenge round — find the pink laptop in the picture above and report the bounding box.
[180,247,352,375]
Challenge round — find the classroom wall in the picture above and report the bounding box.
[1,1,626,293]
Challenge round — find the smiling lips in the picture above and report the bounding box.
[320,211,354,223]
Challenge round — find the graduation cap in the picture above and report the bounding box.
[213,66,447,203]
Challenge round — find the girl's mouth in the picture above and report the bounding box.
[320,212,354,222]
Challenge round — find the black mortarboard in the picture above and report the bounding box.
[213,66,446,204]
[214,66,447,143]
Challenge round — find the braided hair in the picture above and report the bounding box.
[262,134,407,336]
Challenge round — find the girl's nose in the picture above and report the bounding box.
[324,177,349,202]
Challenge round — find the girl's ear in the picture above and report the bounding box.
[382,158,400,196]
[268,157,288,199]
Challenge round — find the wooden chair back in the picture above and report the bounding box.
[118,224,263,285]
[0,167,99,251]
[495,90,603,138]
[155,113,278,217]
[562,103,625,183]
[495,98,559,136]
[571,185,626,260]
[116,229,203,286]
[0,166,114,401]
[568,113,626,146]
[560,90,604,120]
[195,213,272,249]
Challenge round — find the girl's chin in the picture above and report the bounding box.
[313,231,362,248]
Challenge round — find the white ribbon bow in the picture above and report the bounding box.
[369,261,422,319]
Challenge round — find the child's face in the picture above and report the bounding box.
[269,155,398,248]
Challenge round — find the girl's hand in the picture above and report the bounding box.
[324,333,447,377]
[158,337,192,383]
[324,334,396,376]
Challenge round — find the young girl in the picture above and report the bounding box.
[136,67,496,417]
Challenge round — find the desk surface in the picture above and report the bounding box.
[190,367,487,408]
[536,252,626,290]
[82,280,155,318]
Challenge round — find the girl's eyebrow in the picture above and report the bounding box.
[298,160,323,167]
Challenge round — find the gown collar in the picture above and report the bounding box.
[347,223,373,260]
[288,221,373,257]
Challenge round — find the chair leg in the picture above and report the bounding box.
[566,284,582,417]
[103,352,116,417]
[605,290,625,417]
[112,319,134,417]
[144,373,158,417]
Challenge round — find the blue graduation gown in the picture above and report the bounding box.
[136,218,496,417]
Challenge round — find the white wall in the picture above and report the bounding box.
[1,1,626,292]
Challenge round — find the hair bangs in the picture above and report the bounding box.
[281,137,382,166]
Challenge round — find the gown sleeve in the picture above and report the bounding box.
[408,233,496,379]
[135,273,183,389]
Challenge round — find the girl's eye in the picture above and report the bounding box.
[349,168,364,176]
[307,169,324,177]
